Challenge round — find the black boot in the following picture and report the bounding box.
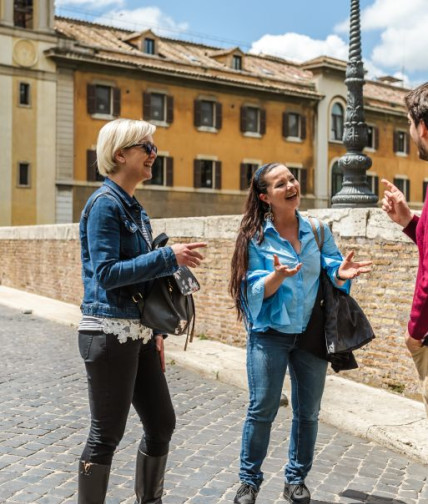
[135,449,168,504]
[78,460,110,504]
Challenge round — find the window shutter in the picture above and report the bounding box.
[300,115,307,140]
[393,131,398,152]
[374,127,379,150]
[113,88,121,117]
[166,157,173,186]
[240,106,247,132]
[194,100,202,127]
[240,163,248,190]
[166,96,174,124]
[406,133,410,155]
[260,109,266,135]
[215,161,222,189]
[282,112,289,138]
[194,160,202,188]
[215,102,222,130]
[87,84,96,114]
[143,92,151,120]
[299,168,307,195]
[86,150,98,181]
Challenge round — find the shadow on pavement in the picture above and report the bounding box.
[341,489,406,503]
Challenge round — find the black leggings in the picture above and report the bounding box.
[78,331,176,465]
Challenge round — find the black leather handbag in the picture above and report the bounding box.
[131,233,200,350]
[299,218,375,372]
[104,188,200,350]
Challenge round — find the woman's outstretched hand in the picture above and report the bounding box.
[171,242,207,268]
[273,254,302,278]
[337,251,372,280]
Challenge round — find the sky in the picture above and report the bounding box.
[54,0,428,87]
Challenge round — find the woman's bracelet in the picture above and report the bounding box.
[335,269,347,281]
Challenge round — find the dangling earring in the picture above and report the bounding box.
[264,204,274,222]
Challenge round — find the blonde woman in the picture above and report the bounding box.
[78,118,206,503]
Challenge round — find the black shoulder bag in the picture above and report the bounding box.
[302,217,375,372]
[105,189,200,350]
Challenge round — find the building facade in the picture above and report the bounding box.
[0,2,424,224]
[0,0,59,226]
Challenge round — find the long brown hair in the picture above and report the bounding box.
[229,163,280,321]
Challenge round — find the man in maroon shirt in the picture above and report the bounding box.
[382,82,428,415]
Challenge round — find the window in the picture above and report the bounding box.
[282,112,307,140]
[232,55,242,70]
[19,82,30,106]
[87,84,121,116]
[194,100,222,130]
[143,92,174,124]
[86,150,104,182]
[143,38,155,55]
[423,181,428,202]
[366,126,379,150]
[331,161,343,199]
[240,163,259,190]
[331,103,344,141]
[240,106,266,135]
[194,160,222,189]
[394,131,410,155]
[393,177,410,201]
[144,156,173,186]
[367,174,379,196]
[17,162,30,187]
[14,0,33,28]
[288,167,308,195]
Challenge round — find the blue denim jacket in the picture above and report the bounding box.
[80,178,178,319]
[243,212,350,334]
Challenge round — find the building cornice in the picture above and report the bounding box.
[45,49,323,100]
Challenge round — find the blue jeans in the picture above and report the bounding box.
[239,331,328,489]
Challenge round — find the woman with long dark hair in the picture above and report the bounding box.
[230,163,371,504]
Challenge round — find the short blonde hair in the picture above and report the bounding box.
[96,119,156,176]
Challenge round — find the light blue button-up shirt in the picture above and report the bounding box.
[244,212,350,334]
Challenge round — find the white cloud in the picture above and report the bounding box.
[360,0,426,31]
[249,33,348,63]
[93,6,188,35]
[335,0,428,76]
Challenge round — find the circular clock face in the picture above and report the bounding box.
[13,39,38,67]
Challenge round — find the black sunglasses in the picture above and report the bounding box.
[128,142,158,156]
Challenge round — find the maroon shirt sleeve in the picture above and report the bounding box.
[403,214,419,244]
[405,214,428,339]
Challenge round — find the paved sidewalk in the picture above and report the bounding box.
[1,286,427,466]
[0,286,428,463]
[1,300,428,504]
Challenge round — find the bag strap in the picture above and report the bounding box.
[308,217,324,252]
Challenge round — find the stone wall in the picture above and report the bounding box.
[0,209,422,400]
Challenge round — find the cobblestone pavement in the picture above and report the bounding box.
[1,304,428,504]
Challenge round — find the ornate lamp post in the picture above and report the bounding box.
[331,0,378,207]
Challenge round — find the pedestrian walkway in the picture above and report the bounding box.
[0,286,427,464]
[0,287,428,503]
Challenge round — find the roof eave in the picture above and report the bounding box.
[45,49,322,100]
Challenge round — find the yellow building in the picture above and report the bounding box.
[0,0,59,225]
[1,4,424,224]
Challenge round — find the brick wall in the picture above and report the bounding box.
[0,209,423,400]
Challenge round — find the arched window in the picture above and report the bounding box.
[331,161,343,199]
[331,103,344,141]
